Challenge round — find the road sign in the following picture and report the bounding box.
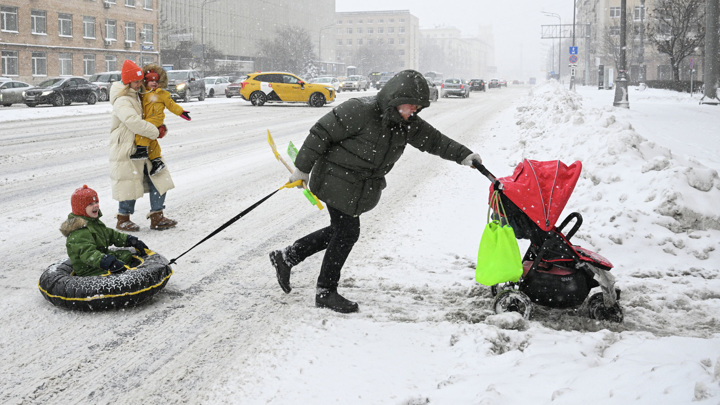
[569,46,578,55]
[141,45,154,51]
[569,54,579,64]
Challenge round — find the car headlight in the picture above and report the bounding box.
[42,90,54,96]
[177,83,186,91]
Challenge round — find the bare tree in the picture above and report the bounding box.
[647,0,705,81]
[601,9,639,72]
[255,26,316,76]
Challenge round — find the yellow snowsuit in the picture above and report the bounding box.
[136,88,185,160]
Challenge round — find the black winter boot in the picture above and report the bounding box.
[129,146,149,160]
[316,288,359,313]
[269,250,292,293]
[149,158,166,176]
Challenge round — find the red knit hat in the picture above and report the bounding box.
[145,71,159,82]
[71,185,99,216]
[121,60,144,84]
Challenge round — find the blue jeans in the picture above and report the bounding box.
[118,174,166,215]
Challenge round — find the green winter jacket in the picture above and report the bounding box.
[59,211,133,277]
[294,69,473,216]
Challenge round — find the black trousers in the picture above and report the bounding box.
[286,205,360,290]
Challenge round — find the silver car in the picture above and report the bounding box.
[89,71,121,102]
[342,75,370,91]
[0,80,32,106]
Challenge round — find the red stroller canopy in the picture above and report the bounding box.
[493,159,582,231]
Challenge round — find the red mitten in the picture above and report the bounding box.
[180,111,191,121]
[158,124,167,139]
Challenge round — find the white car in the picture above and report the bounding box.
[204,76,231,98]
[309,76,341,93]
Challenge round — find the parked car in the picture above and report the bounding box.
[425,78,439,102]
[0,80,32,106]
[440,78,470,98]
[24,77,99,107]
[240,71,335,107]
[488,78,501,89]
[204,76,230,98]
[342,75,370,91]
[469,79,486,92]
[225,77,246,98]
[89,71,121,101]
[375,72,396,90]
[167,69,206,102]
[310,76,341,93]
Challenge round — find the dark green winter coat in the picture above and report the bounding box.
[294,69,473,216]
[59,211,133,276]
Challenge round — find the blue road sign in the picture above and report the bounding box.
[569,46,578,55]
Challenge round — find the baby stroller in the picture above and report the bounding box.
[474,159,623,322]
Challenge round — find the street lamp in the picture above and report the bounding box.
[201,0,220,77]
[543,12,561,81]
[318,24,334,74]
[613,0,629,108]
[639,0,646,83]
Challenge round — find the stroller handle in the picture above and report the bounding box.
[473,160,503,190]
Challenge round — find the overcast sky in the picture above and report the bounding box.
[336,0,576,79]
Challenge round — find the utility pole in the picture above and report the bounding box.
[543,12,561,80]
[570,0,576,90]
[613,0,629,108]
[639,0,646,84]
[701,0,719,104]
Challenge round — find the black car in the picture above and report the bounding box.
[425,78,439,102]
[469,79,486,92]
[24,77,99,107]
[375,72,396,90]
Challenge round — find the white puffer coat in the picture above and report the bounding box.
[109,81,174,202]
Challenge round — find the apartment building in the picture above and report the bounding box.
[420,27,490,79]
[334,10,421,75]
[0,0,158,84]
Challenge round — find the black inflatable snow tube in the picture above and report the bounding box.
[38,252,173,311]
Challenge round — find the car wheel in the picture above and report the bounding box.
[249,91,266,106]
[433,92,439,102]
[99,89,109,102]
[183,92,190,103]
[208,89,214,98]
[226,93,232,98]
[26,103,37,107]
[308,92,326,107]
[52,94,64,107]
[87,93,97,105]
[2,103,11,107]
[198,89,205,101]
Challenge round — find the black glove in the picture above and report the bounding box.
[100,255,127,274]
[126,235,149,256]
[180,110,191,121]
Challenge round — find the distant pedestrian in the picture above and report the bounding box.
[269,70,482,313]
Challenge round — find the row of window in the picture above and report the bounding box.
[338,38,406,46]
[340,26,406,35]
[1,50,152,77]
[0,5,153,43]
[609,6,645,20]
[337,18,406,24]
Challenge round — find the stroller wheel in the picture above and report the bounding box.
[586,292,624,323]
[492,289,533,319]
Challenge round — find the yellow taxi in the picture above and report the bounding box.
[240,72,335,107]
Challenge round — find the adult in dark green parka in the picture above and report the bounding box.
[269,70,482,313]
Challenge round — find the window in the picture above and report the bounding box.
[1,6,18,32]
[609,26,620,36]
[399,38,405,45]
[367,19,373,23]
[346,39,352,45]
[358,19,363,24]
[400,18,405,23]
[31,10,47,34]
[399,27,405,34]
[1,51,18,75]
[346,27,352,34]
[336,39,343,46]
[378,19,384,23]
[388,27,394,33]
[143,0,153,10]
[368,39,374,45]
[634,6,645,21]
[609,7,620,18]
[378,27,384,34]
[389,38,394,45]
[105,19,117,40]
[368,27,373,34]
[357,27,362,34]
[337,20,342,24]
[399,49,405,56]
[84,54,96,75]
[125,0,136,7]
[58,13,73,37]
[105,55,117,71]
[142,24,153,43]
[336,28,342,35]
[32,52,47,76]
[358,38,363,45]
[59,53,73,76]
[125,21,136,42]
[389,19,394,23]
[83,16,96,38]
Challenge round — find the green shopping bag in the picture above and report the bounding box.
[475,191,523,286]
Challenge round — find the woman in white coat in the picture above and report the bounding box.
[109,60,177,231]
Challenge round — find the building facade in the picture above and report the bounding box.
[333,10,420,76]
[420,27,490,79]
[0,0,159,84]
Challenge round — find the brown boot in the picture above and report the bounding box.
[147,210,177,230]
[116,214,140,232]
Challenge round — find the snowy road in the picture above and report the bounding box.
[1,88,520,404]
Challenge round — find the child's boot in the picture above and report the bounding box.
[149,158,166,176]
[129,146,149,160]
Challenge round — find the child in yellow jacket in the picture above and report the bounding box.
[130,64,191,176]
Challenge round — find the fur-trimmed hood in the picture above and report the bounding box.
[60,212,102,237]
[142,63,168,89]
